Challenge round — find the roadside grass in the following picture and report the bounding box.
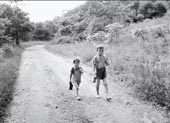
[46,41,96,64]
[0,41,46,122]
[21,41,47,48]
[0,45,23,122]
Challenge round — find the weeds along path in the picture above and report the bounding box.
[5,45,167,123]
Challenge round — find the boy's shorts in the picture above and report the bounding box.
[96,67,106,80]
[72,80,81,88]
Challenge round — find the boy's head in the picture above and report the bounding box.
[73,57,80,68]
[96,45,104,56]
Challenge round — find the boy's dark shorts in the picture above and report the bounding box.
[96,67,106,80]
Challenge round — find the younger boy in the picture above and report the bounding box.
[70,57,83,100]
[92,45,111,101]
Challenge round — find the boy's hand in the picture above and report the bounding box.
[92,71,96,76]
[80,67,83,74]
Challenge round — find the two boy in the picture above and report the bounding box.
[70,45,111,101]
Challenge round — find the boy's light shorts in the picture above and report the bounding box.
[72,80,81,88]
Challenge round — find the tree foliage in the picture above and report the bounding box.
[52,1,168,44]
[32,22,54,41]
[0,3,33,45]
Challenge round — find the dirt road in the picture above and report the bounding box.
[5,45,167,123]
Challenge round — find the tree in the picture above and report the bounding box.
[20,21,34,41]
[129,1,140,16]
[9,7,31,45]
[44,21,58,34]
[0,18,11,47]
[0,4,33,45]
[32,22,54,41]
[106,22,124,44]
[154,2,167,17]
[139,2,156,19]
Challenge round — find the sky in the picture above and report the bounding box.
[1,1,86,22]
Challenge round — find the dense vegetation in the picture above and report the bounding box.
[0,4,34,46]
[1,1,169,45]
[50,1,169,43]
[0,3,57,46]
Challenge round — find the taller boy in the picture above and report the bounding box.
[92,45,111,100]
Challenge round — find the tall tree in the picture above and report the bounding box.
[9,7,31,45]
[0,4,33,45]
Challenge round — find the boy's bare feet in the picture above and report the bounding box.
[106,95,111,101]
[76,96,81,100]
[96,94,100,99]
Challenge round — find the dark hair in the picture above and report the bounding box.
[96,46,104,51]
[73,58,80,63]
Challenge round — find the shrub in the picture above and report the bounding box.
[154,2,167,17]
[56,36,74,44]
[32,28,54,41]
[59,25,72,36]
[124,17,131,24]
[139,2,167,19]
[139,2,156,19]
[2,45,14,58]
[136,14,144,22]
[75,33,86,42]
[133,61,170,108]
[88,31,107,44]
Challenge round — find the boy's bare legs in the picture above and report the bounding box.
[76,87,79,96]
[103,78,111,100]
[75,83,81,100]
[96,78,100,98]
[103,78,108,95]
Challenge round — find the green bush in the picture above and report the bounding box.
[133,61,170,108]
[154,2,167,17]
[2,45,14,58]
[32,28,54,41]
[136,14,144,22]
[139,2,156,19]
[139,2,167,19]
[75,33,86,42]
[56,36,74,44]
[59,25,72,36]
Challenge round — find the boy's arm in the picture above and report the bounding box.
[92,56,97,74]
[105,56,111,66]
[70,73,72,82]
[92,64,96,73]
[80,67,83,74]
[70,68,74,81]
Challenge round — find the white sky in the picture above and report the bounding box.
[0,1,86,22]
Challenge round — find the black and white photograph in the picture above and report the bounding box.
[0,0,170,123]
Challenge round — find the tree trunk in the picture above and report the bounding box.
[16,31,20,45]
